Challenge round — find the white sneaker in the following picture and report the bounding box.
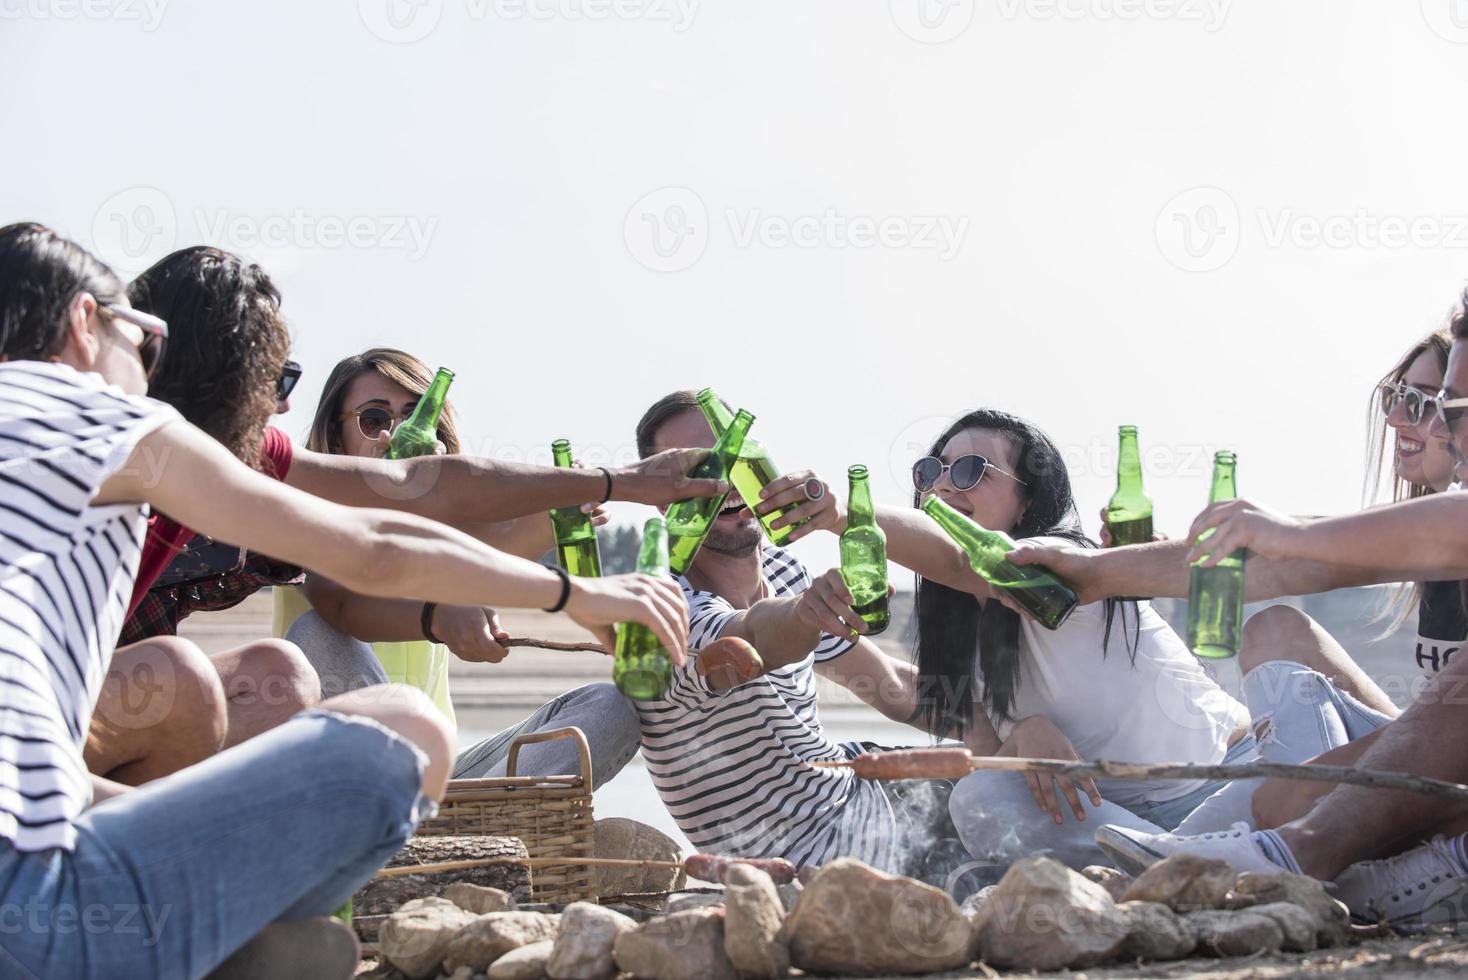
[1096,822,1287,877]
[1331,836,1468,929]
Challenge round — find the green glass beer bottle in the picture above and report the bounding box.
[549,439,603,578]
[697,388,803,545]
[665,409,754,574]
[614,517,675,700]
[839,465,889,634]
[922,496,1079,630]
[1187,452,1245,659]
[1105,425,1154,547]
[384,367,454,460]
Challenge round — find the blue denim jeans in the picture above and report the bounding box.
[1172,659,1397,836]
[948,734,1258,870]
[0,710,431,980]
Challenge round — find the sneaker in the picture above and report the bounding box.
[205,916,360,980]
[1095,822,1288,877]
[1331,836,1468,929]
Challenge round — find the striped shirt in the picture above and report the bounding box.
[634,545,900,872]
[0,362,177,851]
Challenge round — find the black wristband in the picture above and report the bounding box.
[420,602,440,644]
[542,563,572,613]
[597,467,614,504]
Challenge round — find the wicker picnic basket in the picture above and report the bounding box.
[415,726,597,904]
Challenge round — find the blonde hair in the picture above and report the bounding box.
[307,348,462,456]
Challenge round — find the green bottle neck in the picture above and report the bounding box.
[921,497,1013,561]
[847,468,875,527]
[551,440,574,469]
[406,368,453,431]
[1116,428,1144,494]
[697,388,735,436]
[714,410,754,460]
[1208,457,1238,504]
[637,519,670,576]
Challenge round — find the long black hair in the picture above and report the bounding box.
[0,222,126,360]
[913,409,1131,737]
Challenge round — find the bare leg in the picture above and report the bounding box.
[210,639,321,748]
[317,685,454,800]
[1238,605,1399,717]
[1276,654,1468,879]
[87,636,228,784]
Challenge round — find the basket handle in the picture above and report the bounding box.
[505,726,595,791]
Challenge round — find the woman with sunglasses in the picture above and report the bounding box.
[0,223,692,978]
[761,409,1251,871]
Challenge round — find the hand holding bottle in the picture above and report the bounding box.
[614,449,729,506]
[1186,497,1305,566]
[795,568,893,639]
[1004,541,1111,607]
[1096,506,1168,548]
[749,470,846,542]
[562,573,690,665]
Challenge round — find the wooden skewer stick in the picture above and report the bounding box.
[374,855,681,880]
[810,755,1468,802]
[501,637,606,653]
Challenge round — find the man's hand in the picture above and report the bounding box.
[795,569,890,638]
[614,449,728,506]
[752,470,846,543]
[433,605,512,663]
[999,715,1103,824]
[1187,498,1308,566]
[563,573,691,664]
[1005,542,1110,606]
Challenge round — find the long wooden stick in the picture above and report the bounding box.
[502,637,605,653]
[811,755,1468,801]
[375,855,680,880]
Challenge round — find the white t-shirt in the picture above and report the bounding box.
[986,541,1248,807]
[0,362,178,850]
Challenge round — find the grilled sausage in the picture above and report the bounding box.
[849,748,974,781]
[682,853,797,884]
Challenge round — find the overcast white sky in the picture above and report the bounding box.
[5,0,1468,577]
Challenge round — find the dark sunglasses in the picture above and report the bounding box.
[277,360,302,402]
[1432,391,1468,433]
[99,303,168,382]
[1378,381,1437,426]
[340,405,413,440]
[912,454,1027,493]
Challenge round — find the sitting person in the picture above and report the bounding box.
[0,222,689,977]
[764,409,1252,870]
[277,347,642,786]
[98,245,724,785]
[630,391,971,883]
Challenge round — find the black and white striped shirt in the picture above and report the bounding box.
[634,545,899,871]
[0,362,177,851]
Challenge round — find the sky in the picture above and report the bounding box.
[5,0,1468,578]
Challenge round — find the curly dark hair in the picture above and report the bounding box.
[128,247,290,467]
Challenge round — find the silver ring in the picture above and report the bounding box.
[803,478,826,502]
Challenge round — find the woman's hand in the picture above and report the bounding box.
[563,574,690,664]
[795,568,893,638]
[751,470,846,543]
[433,604,512,663]
[1186,498,1307,566]
[998,715,1103,824]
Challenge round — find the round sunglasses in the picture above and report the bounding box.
[912,454,1027,493]
[1378,381,1438,426]
[340,404,415,440]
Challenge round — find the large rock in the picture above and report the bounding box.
[443,911,560,973]
[1120,853,1235,912]
[665,893,726,913]
[1229,871,1351,947]
[775,880,803,913]
[1082,865,1134,903]
[1249,902,1319,952]
[785,858,973,976]
[723,864,789,979]
[613,907,736,980]
[489,939,553,980]
[378,896,478,980]
[446,883,517,915]
[546,902,635,980]
[1186,909,1285,957]
[973,857,1129,972]
[593,818,686,898]
[357,835,530,940]
[1118,901,1197,961]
